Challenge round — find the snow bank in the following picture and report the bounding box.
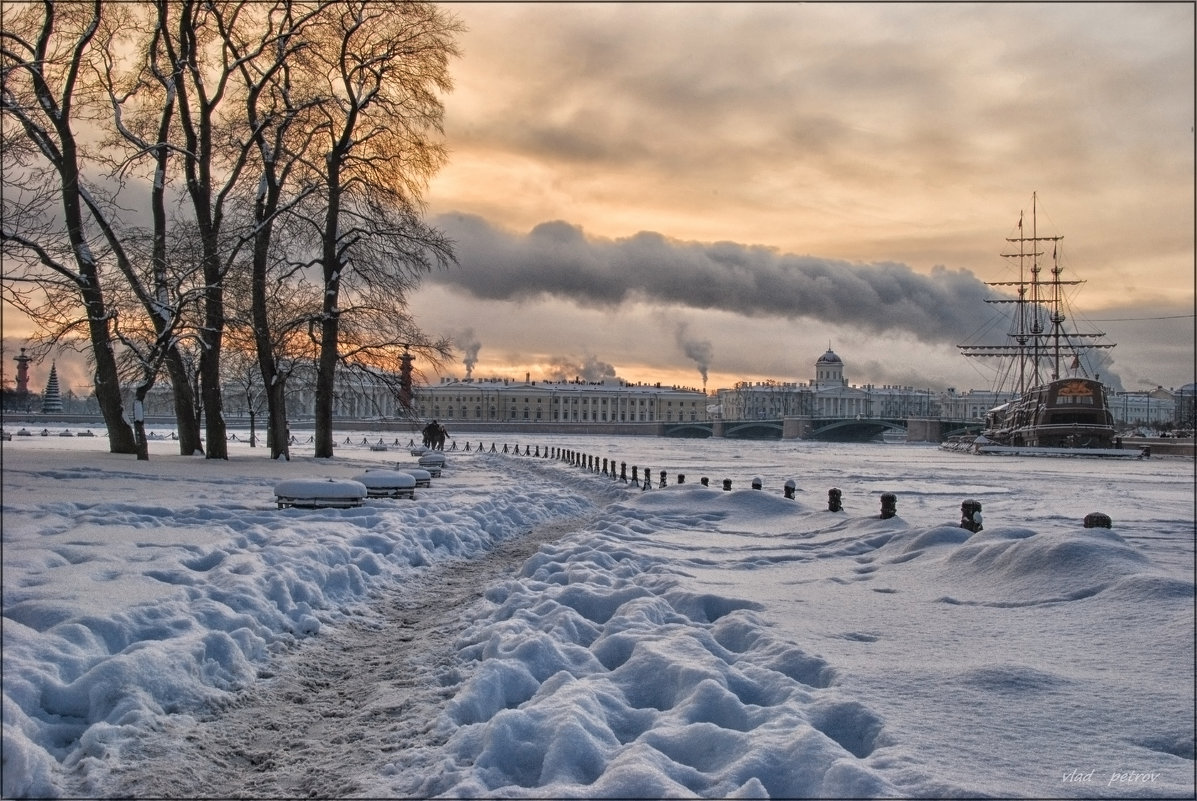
[406,488,894,798]
[1,449,591,798]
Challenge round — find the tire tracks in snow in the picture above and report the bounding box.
[93,465,614,798]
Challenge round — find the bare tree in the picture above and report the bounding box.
[97,4,209,456]
[1,0,137,454]
[297,0,460,458]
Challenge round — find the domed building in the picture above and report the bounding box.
[814,348,846,387]
[716,346,936,423]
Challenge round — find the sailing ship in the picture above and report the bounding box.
[944,193,1141,458]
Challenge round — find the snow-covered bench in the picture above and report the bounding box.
[274,478,367,509]
[417,452,445,477]
[405,467,433,488]
[353,469,417,499]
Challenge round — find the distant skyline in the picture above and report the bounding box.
[3,2,1193,397]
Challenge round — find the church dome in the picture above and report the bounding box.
[816,349,842,365]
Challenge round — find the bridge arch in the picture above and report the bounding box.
[807,418,907,442]
[662,422,714,438]
[723,421,785,440]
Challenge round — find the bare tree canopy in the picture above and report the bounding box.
[3,0,461,460]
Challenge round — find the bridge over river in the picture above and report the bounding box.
[661,417,981,442]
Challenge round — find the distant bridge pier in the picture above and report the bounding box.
[782,417,812,439]
[711,419,725,438]
[906,418,947,442]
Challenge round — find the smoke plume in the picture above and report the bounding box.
[457,328,482,377]
[674,322,712,388]
[545,355,618,383]
[431,214,994,346]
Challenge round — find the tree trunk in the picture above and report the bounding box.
[314,318,338,458]
[132,391,150,461]
[267,381,290,460]
[199,339,227,459]
[164,346,204,455]
[199,237,228,459]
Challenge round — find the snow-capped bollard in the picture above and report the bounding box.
[960,499,984,532]
[353,469,417,499]
[631,465,639,486]
[620,462,628,482]
[723,479,732,491]
[274,478,367,509]
[784,479,796,499]
[659,470,667,488]
[879,492,897,519]
[751,476,763,490]
[1084,511,1113,529]
[828,488,843,512]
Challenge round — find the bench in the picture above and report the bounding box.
[353,469,417,499]
[417,452,445,477]
[274,478,367,509]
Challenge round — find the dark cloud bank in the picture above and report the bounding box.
[430,214,995,347]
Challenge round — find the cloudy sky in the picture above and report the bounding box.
[412,2,1194,394]
[5,2,1193,399]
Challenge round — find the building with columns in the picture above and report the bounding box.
[409,376,708,425]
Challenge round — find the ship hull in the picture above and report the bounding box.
[943,378,1135,457]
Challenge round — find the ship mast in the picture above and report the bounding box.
[959,192,1113,393]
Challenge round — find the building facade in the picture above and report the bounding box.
[410,377,709,425]
[716,349,939,421]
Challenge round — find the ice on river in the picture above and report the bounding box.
[2,430,1193,798]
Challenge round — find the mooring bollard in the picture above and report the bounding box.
[620,462,627,482]
[751,476,763,490]
[879,492,897,519]
[1083,511,1113,529]
[828,488,843,512]
[700,476,709,486]
[722,478,732,491]
[631,466,639,486]
[642,467,651,491]
[784,479,796,500]
[677,474,685,485]
[960,499,984,532]
[659,470,667,488]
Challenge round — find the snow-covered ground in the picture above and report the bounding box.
[2,428,1193,798]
